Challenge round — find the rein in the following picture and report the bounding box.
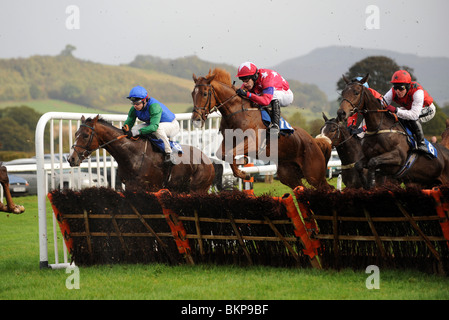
[340,83,395,136]
[193,80,258,120]
[322,120,354,147]
[72,123,127,159]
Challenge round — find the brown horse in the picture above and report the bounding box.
[337,74,449,189]
[191,68,331,190]
[0,164,25,214]
[319,114,365,188]
[68,115,215,193]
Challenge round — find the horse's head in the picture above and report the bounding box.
[337,73,369,122]
[319,113,345,147]
[68,115,101,167]
[191,71,217,128]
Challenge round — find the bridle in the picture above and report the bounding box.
[340,82,367,117]
[72,123,126,160]
[192,80,256,121]
[340,82,403,136]
[322,120,354,147]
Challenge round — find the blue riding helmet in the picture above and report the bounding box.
[354,77,369,88]
[127,86,148,100]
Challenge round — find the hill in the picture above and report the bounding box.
[0,54,332,118]
[0,55,194,110]
[128,55,237,81]
[272,46,449,105]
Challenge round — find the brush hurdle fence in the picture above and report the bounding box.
[34,112,280,269]
[47,185,449,274]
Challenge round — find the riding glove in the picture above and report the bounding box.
[122,125,133,138]
[386,105,397,113]
[236,88,249,98]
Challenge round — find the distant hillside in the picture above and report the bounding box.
[0,55,194,110]
[0,53,332,115]
[273,46,449,105]
[128,55,236,81]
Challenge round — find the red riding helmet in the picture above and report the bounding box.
[391,70,412,84]
[236,62,258,78]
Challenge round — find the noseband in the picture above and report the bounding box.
[72,123,127,160]
[340,83,366,116]
[322,120,354,147]
[72,124,96,160]
[192,81,238,121]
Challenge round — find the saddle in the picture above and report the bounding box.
[403,127,437,158]
[140,133,183,155]
[394,126,437,178]
[260,109,294,135]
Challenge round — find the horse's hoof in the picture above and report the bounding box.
[12,205,25,214]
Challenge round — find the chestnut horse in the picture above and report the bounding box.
[191,68,331,190]
[337,74,449,189]
[68,115,215,193]
[0,164,25,214]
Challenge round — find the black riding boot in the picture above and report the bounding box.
[269,100,280,135]
[409,120,428,153]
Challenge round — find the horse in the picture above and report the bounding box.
[0,164,25,214]
[68,115,215,193]
[191,68,332,190]
[337,74,449,189]
[319,113,365,189]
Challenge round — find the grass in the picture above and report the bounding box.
[1,181,449,300]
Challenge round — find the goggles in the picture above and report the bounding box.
[129,97,144,105]
[393,85,406,91]
[239,76,252,82]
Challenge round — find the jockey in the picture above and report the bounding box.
[122,86,180,163]
[235,62,294,135]
[346,77,384,136]
[383,70,435,153]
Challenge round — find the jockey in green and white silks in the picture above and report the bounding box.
[123,86,180,163]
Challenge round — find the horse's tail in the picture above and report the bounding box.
[314,135,332,166]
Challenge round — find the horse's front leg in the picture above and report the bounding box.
[217,142,250,180]
[0,181,24,214]
[365,150,402,189]
[355,159,369,189]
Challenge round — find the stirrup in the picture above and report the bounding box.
[164,153,174,164]
[268,123,280,135]
[417,144,428,153]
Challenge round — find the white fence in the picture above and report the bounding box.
[32,111,340,269]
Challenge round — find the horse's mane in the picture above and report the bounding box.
[85,116,120,131]
[208,68,233,86]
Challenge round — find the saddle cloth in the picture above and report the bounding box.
[404,127,437,158]
[260,109,294,135]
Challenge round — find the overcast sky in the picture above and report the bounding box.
[1,0,448,67]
